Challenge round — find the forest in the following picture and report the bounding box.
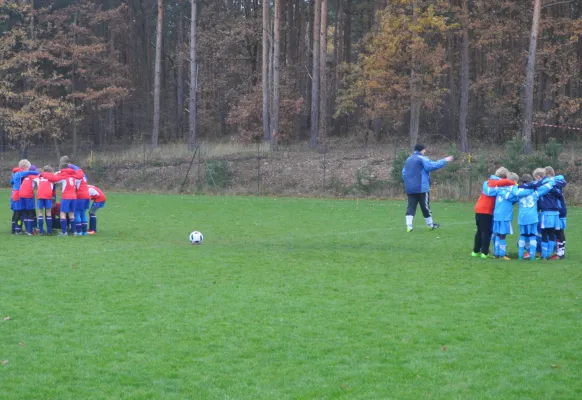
[1,0,581,157]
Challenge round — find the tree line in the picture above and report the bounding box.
[1,0,581,157]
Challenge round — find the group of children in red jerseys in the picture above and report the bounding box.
[10,156,106,236]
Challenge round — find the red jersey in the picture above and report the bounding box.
[34,176,55,200]
[88,185,106,202]
[51,202,60,218]
[43,169,79,200]
[19,175,35,199]
[474,178,516,215]
[75,169,90,200]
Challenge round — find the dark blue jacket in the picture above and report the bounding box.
[554,175,567,218]
[402,151,448,194]
[538,176,564,212]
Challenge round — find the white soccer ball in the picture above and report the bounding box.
[189,231,203,245]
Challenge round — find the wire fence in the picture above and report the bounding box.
[1,138,581,202]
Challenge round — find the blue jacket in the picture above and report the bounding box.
[554,175,567,218]
[10,170,39,191]
[402,151,448,194]
[538,177,562,213]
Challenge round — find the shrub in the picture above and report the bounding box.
[205,160,232,188]
[502,135,526,174]
[391,149,408,187]
[544,137,563,169]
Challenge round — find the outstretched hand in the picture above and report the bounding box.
[445,156,454,162]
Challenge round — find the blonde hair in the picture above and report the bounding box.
[545,166,555,177]
[533,168,545,179]
[18,159,31,169]
[507,172,519,182]
[43,165,54,173]
[495,167,509,179]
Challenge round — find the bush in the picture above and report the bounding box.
[355,166,386,194]
[544,137,563,169]
[391,149,409,187]
[205,160,231,188]
[501,136,526,174]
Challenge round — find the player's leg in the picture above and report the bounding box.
[13,210,22,234]
[45,200,53,235]
[419,192,437,229]
[81,201,89,235]
[498,234,508,258]
[88,202,100,233]
[518,227,527,260]
[405,194,420,231]
[480,214,493,257]
[541,228,551,259]
[472,214,482,256]
[37,206,45,235]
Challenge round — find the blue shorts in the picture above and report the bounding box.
[559,218,567,230]
[37,199,53,210]
[61,199,76,213]
[19,198,36,211]
[10,198,20,211]
[493,221,513,235]
[90,201,106,214]
[519,223,538,236]
[75,199,90,211]
[540,213,560,229]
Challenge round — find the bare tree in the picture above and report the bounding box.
[176,0,185,139]
[409,0,420,149]
[319,0,328,142]
[262,0,270,141]
[152,0,164,148]
[310,0,322,148]
[458,0,469,152]
[522,0,542,153]
[271,0,281,147]
[189,0,198,149]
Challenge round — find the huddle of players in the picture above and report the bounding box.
[473,166,567,261]
[9,156,106,236]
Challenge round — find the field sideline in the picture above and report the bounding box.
[1,191,581,399]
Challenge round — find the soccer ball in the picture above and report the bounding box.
[189,231,203,245]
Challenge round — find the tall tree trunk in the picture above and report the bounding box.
[310,0,322,148]
[271,0,282,147]
[152,0,164,148]
[263,0,271,141]
[458,0,470,152]
[319,0,328,142]
[189,0,198,149]
[72,11,78,158]
[176,0,185,139]
[409,0,420,149]
[344,0,351,63]
[522,0,542,153]
[446,31,458,141]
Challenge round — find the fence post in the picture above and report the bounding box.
[256,141,260,194]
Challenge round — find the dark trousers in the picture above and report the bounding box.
[473,213,493,255]
[406,192,432,218]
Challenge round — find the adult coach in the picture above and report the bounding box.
[402,144,453,232]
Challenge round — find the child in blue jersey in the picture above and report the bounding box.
[492,172,520,260]
[533,168,562,260]
[511,174,554,260]
[10,160,40,234]
[545,167,567,259]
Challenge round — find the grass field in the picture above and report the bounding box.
[1,191,581,399]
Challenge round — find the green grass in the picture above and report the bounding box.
[1,191,581,399]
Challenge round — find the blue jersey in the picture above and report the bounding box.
[10,170,39,191]
[493,187,517,222]
[509,183,552,225]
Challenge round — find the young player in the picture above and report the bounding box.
[34,166,56,235]
[18,163,39,235]
[88,185,106,234]
[10,166,23,233]
[74,169,91,236]
[492,172,520,260]
[555,175,567,259]
[511,174,554,260]
[472,167,515,259]
[533,168,561,260]
[42,163,83,236]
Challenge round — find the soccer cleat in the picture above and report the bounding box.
[406,227,414,233]
[58,232,68,237]
[88,230,96,235]
[524,252,530,258]
[480,253,489,259]
[496,256,511,260]
[471,252,481,257]
[428,223,440,231]
[536,252,541,258]
[549,255,560,261]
